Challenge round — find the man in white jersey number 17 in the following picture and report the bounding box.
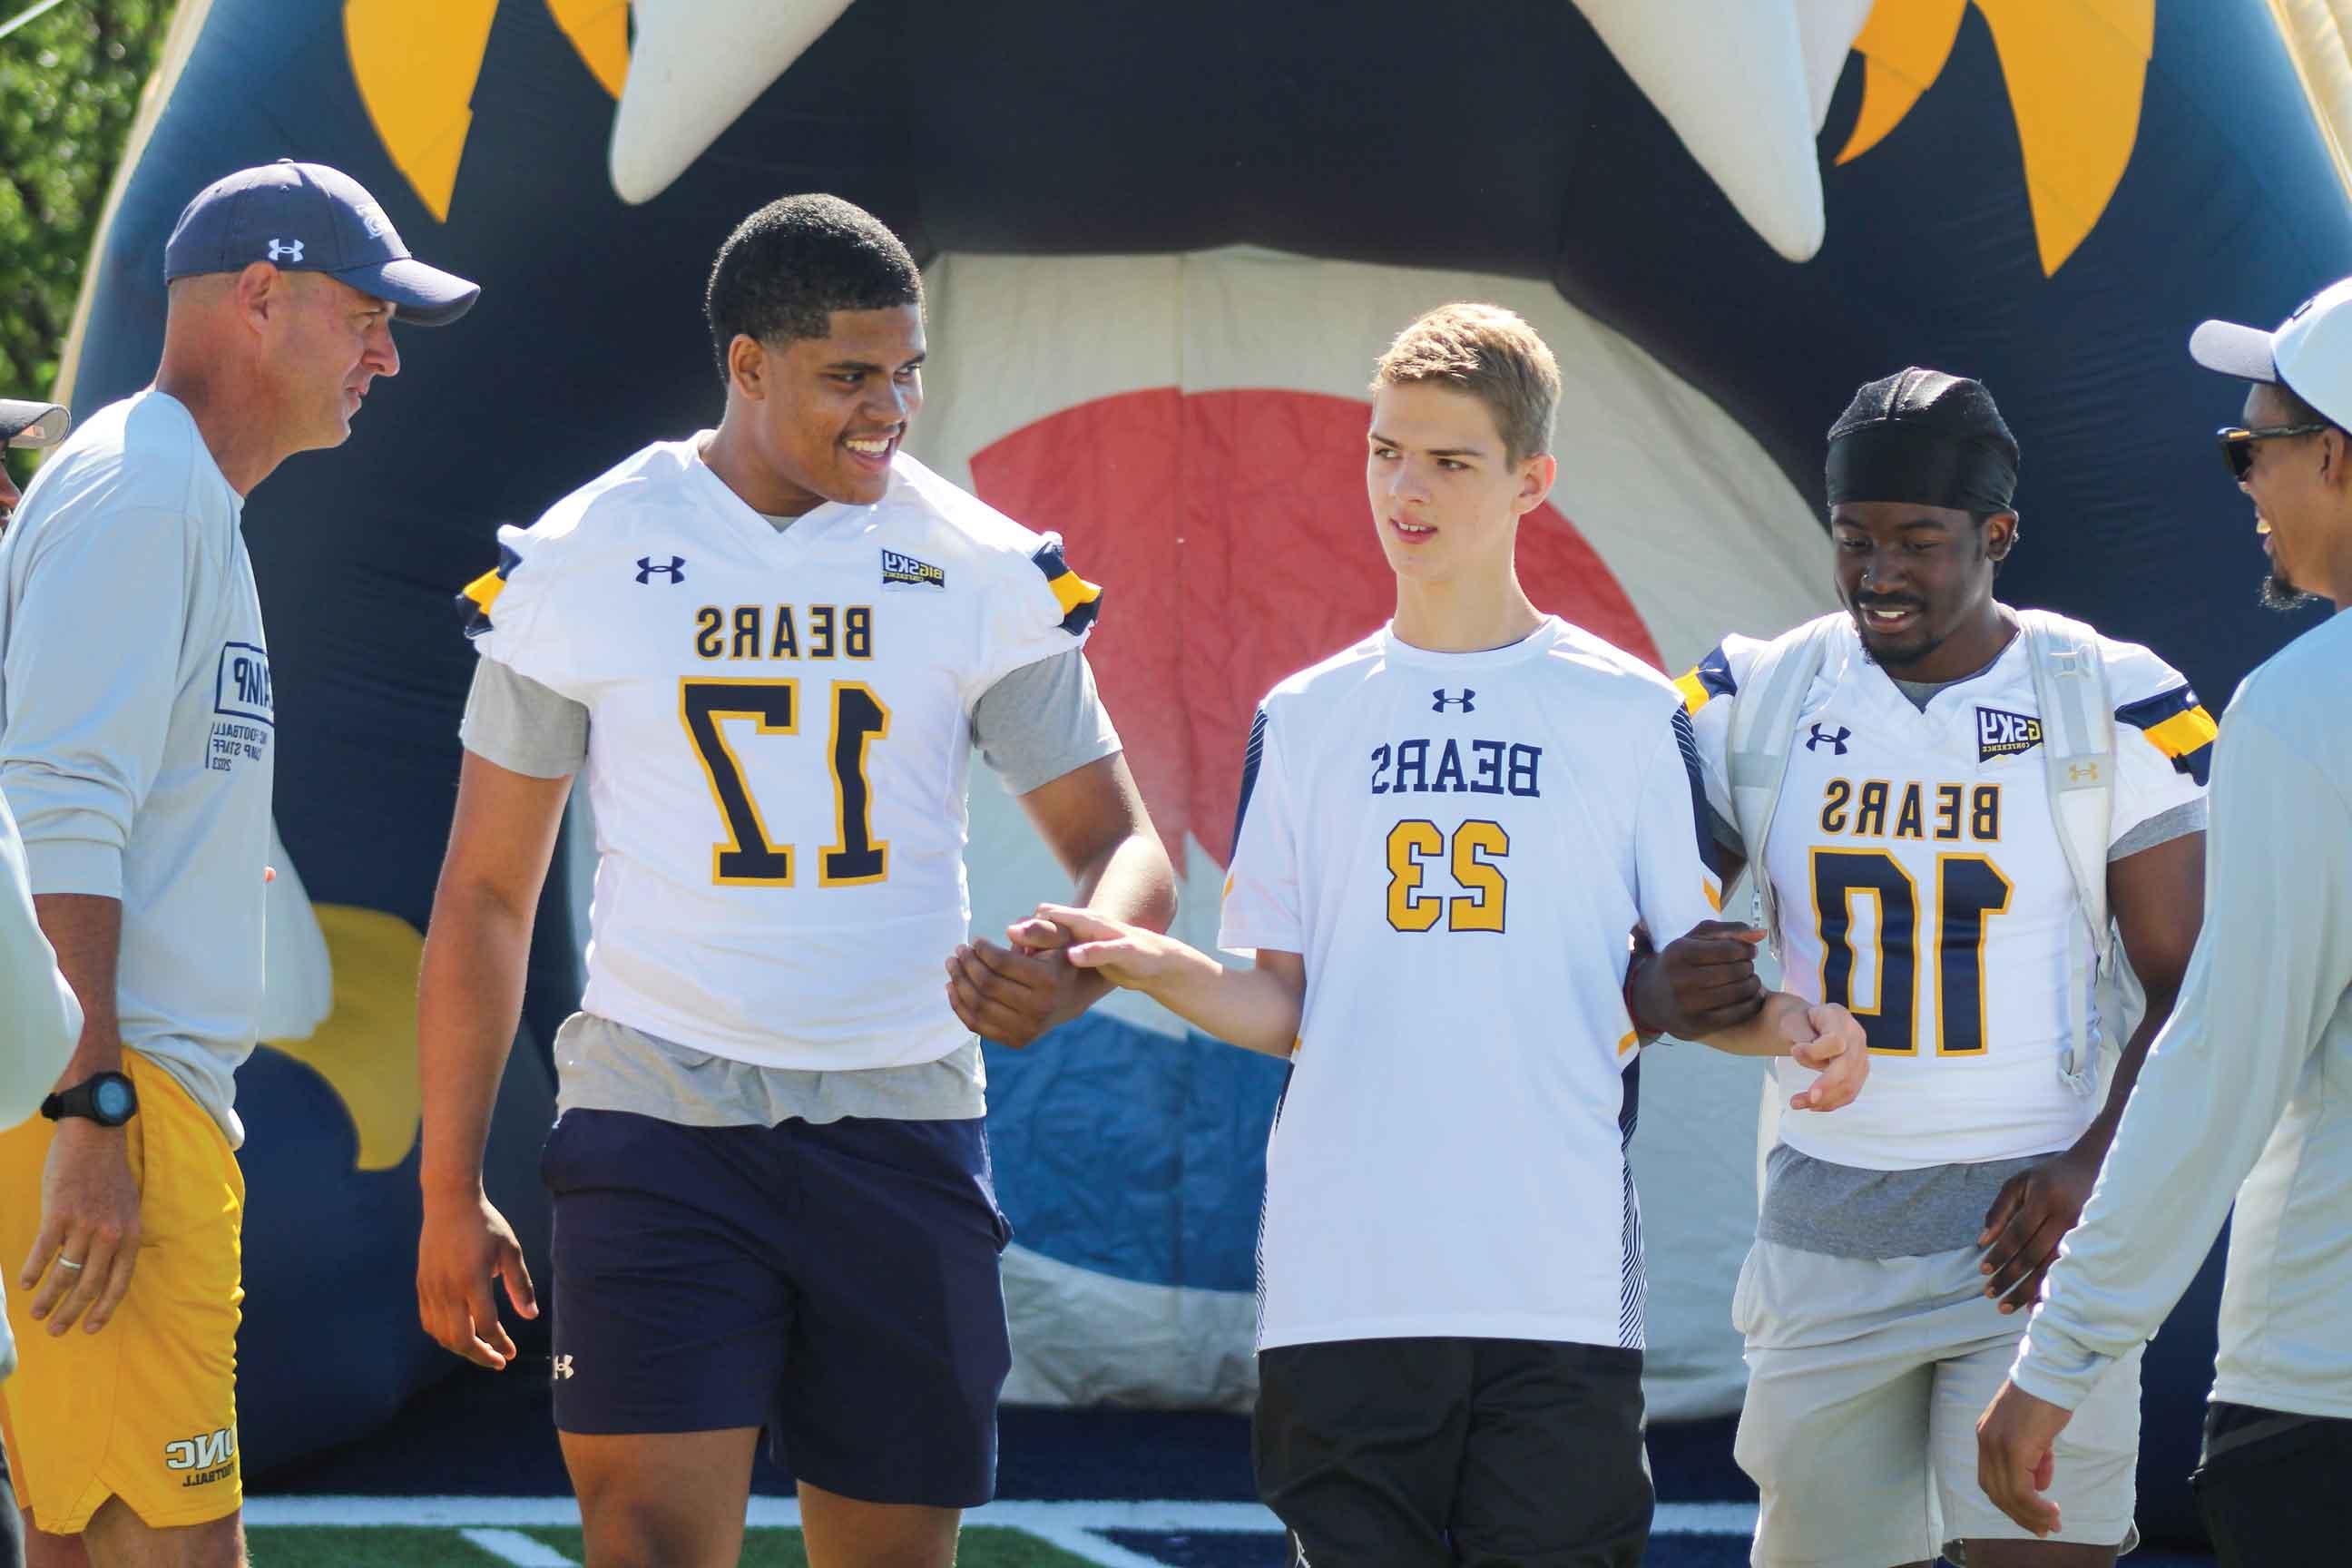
[413,196,1176,1568]
[1024,304,1873,1567]
[1678,370,2212,1568]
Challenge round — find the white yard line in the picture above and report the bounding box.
[1021,1524,1195,1568]
[247,1494,1759,1538]
[456,1528,581,1566]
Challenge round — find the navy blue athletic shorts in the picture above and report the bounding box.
[540,1108,1014,1508]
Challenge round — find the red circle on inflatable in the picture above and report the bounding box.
[970,388,1661,867]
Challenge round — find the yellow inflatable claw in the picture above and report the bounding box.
[1838,0,2153,276]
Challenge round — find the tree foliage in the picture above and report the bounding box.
[2,0,177,478]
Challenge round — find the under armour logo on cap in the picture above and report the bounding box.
[635,555,685,583]
[162,160,481,327]
[1431,689,1475,713]
[1806,723,1851,754]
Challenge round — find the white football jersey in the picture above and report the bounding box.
[460,439,1102,1071]
[1219,617,1725,1353]
[1682,619,2211,1169]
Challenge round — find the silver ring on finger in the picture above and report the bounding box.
[54,1257,84,1272]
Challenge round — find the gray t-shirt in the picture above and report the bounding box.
[459,583,1122,1128]
[1730,661,2207,1258]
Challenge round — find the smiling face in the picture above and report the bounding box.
[724,304,926,515]
[2236,382,2339,611]
[1831,499,2014,673]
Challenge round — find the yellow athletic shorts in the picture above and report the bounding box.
[0,1050,244,1533]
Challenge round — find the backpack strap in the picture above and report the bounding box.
[1723,612,1845,956]
[2020,608,2115,1090]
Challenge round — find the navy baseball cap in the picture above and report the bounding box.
[163,160,479,327]
[0,401,69,449]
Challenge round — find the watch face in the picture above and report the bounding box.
[93,1078,132,1122]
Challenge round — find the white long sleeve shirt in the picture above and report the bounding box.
[2012,606,2352,1418]
[0,784,82,1129]
[0,391,270,1144]
[0,783,83,1383]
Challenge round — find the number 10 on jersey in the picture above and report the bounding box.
[681,677,890,887]
[1811,847,2013,1055]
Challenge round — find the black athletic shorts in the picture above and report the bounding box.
[2191,1401,2352,1568]
[1254,1336,1651,1567]
[542,1108,1014,1508]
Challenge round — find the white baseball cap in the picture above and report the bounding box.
[2190,276,2352,428]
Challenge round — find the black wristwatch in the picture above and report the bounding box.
[40,1071,137,1128]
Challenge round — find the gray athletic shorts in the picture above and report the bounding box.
[1731,1239,2142,1567]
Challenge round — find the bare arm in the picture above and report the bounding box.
[414,749,570,1367]
[1627,918,1869,1111]
[1693,989,1870,1112]
[1976,828,2206,1308]
[2084,830,2205,1147]
[1017,904,1303,1058]
[33,893,122,1088]
[947,753,1179,1047]
[17,892,140,1337]
[417,751,571,1196]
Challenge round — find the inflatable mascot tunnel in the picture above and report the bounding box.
[53,0,2352,1528]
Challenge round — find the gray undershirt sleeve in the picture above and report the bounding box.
[970,648,1122,795]
[2111,798,2206,861]
[459,657,589,779]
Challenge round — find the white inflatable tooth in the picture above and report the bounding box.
[1795,0,1883,132]
[609,0,859,205]
[1571,0,1847,261]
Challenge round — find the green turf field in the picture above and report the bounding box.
[246,1524,1102,1566]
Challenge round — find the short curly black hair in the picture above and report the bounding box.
[703,194,923,383]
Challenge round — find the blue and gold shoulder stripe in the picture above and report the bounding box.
[1031,540,1102,636]
[2116,683,2218,786]
[1220,705,1272,907]
[455,542,523,639]
[1671,705,1727,905]
[1673,644,1738,716]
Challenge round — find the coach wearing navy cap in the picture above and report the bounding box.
[163,158,479,327]
[0,162,475,1568]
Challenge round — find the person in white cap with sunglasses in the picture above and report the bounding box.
[1978,279,2352,1563]
[0,161,476,1568]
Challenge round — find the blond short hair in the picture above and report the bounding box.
[1371,303,1561,466]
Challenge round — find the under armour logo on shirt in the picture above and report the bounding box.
[635,555,685,583]
[552,1355,574,1381]
[1806,723,1851,755]
[266,239,303,263]
[1431,689,1475,713]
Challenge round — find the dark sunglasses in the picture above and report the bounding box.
[2216,421,2332,482]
